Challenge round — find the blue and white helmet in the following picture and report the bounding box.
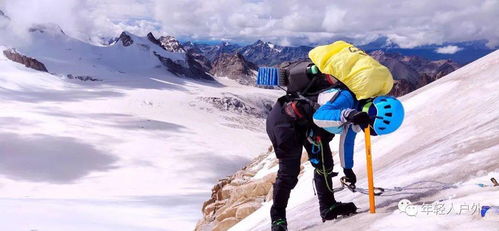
[362,96,405,136]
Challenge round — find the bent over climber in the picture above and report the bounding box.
[263,41,404,231]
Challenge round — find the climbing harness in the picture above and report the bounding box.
[307,129,336,193]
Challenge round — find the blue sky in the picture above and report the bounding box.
[1,0,499,48]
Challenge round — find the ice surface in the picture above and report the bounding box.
[231,50,499,231]
[0,32,281,230]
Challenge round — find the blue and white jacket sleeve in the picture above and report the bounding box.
[313,89,360,169]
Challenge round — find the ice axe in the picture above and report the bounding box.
[364,126,376,213]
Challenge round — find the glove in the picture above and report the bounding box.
[347,111,370,129]
[343,168,357,186]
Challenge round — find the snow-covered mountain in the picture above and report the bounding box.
[196,50,499,230]
[237,40,311,66]
[3,23,212,81]
[184,41,241,62]
[0,22,282,231]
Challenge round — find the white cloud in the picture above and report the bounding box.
[1,0,499,48]
[436,45,463,54]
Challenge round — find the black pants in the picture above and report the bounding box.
[266,102,336,221]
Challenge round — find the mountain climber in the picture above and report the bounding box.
[264,41,404,231]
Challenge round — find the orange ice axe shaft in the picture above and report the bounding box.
[364,127,376,213]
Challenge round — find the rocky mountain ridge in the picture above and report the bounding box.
[195,146,311,231]
[183,40,461,95]
[210,53,258,85]
[370,50,461,96]
[3,49,48,72]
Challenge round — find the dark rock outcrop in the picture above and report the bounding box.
[3,49,48,72]
[113,31,212,80]
[159,35,186,53]
[153,51,213,80]
[390,79,416,97]
[146,32,186,53]
[66,74,101,81]
[117,32,133,46]
[210,53,258,85]
[370,50,421,86]
[186,52,213,80]
[146,32,162,48]
[187,50,212,72]
[200,95,272,118]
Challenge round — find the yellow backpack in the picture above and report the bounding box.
[309,41,393,100]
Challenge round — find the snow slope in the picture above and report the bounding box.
[0,32,280,230]
[231,50,499,230]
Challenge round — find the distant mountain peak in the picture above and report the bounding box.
[254,40,265,45]
[28,24,66,36]
[369,49,461,96]
[117,31,134,46]
[159,35,186,53]
[0,9,9,19]
[210,52,258,85]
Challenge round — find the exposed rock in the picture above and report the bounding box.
[145,32,212,80]
[210,52,258,85]
[187,50,212,72]
[189,40,461,92]
[186,52,213,79]
[370,50,461,96]
[159,35,186,53]
[3,49,48,72]
[66,74,101,81]
[389,79,416,97]
[212,217,239,231]
[153,51,213,80]
[216,207,238,222]
[117,32,133,46]
[188,40,311,66]
[195,149,278,231]
[146,33,186,53]
[370,50,421,86]
[146,32,162,48]
[238,40,312,66]
[199,94,272,119]
[235,202,260,219]
[113,31,213,80]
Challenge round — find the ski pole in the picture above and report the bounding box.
[364,126,376,213]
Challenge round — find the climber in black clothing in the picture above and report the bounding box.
[265,60,358,231]
[262,41,403,231]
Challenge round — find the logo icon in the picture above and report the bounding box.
[398,199,418,216]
